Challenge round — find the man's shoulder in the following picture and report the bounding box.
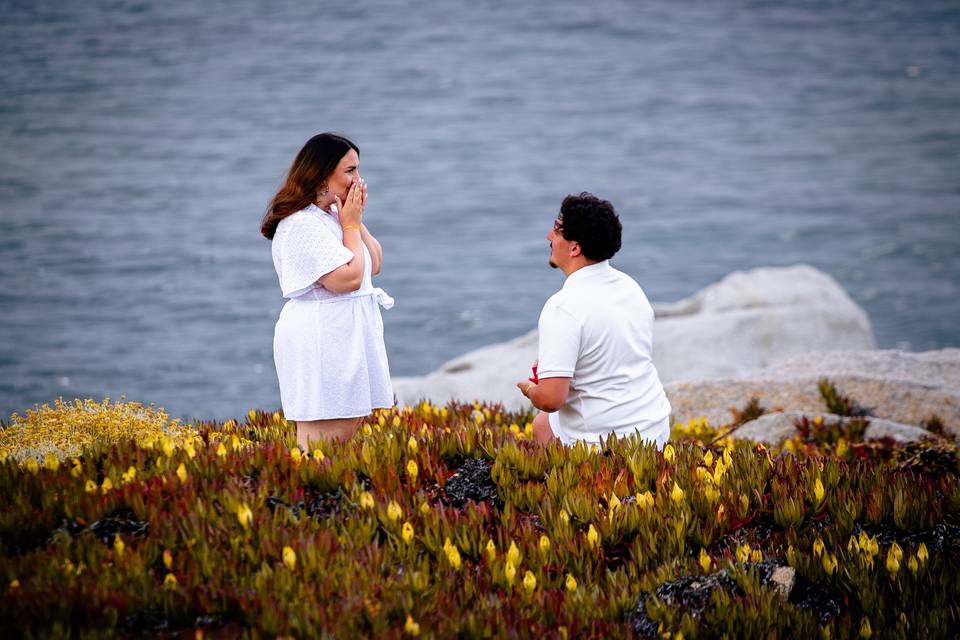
[542,286,583,317]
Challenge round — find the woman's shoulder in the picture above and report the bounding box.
[277,206,324,232]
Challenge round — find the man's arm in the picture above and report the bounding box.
[518,377,570,413]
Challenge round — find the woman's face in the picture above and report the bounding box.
[322,149,361,205]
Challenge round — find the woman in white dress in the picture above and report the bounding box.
[261,133,394,447]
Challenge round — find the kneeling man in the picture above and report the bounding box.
[517,192,671,448]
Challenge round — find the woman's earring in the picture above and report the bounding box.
[317,184,329,198]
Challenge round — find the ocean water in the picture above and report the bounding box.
[1,0,958,421]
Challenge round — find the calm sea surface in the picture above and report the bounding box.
[1,0,958,421]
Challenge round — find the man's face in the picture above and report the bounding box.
[547,214,568,269]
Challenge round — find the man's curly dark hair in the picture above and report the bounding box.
[558,192,622,262]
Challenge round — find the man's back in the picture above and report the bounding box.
[537,261,671,445]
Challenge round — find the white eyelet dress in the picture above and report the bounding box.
[271,204,394,421]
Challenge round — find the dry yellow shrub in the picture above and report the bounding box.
[0,397,194,464]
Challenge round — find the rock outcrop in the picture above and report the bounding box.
[667,349,960,438]
[392,265,876,411]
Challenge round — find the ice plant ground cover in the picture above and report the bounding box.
[1,387,958,638]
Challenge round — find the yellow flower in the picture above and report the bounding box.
[237,503,253,529]
[886,543,902,575]
[113,534,125,557]
[812,477,824,502]
[504,561,517,585]
[506,541,521,566]
[917,543,929,566]
[290,447,302,464]
[163,549,173,570]
[736,544,751,564]
[404,614,420,637]
[10,578,20,590]
[25,458,39,475]
[161,437,175,458]
[751,549,763,563]
[889,542,903,561]
[70,459,83,478]
[101,477,113,494]
[43,453,60,472]
[272,411,282,423]
[835,439,848,457]
[663,444,675,464]
[283,546,297,571]
[522,570,537,593]
[703,450,714,467]
[565,573,578,592]
[445,545,462,571]
[216,442,227,457]
[670,482,685,504]
[419,502,430,515]
[360,491,375,510]
[703,485,720,504]
[699,548,711,572]
[85,479,97,494]
[813,538,825,557]
[248,409,257,421]
[848,536,860,553]
[176,463,187,483]
[559,509,570,525]
[402,522,414,544]
[908,555,919,575]
[407,436,418,454]
[406,460,419,482]
[713,462,727,485]
[587,524,600,549]
[538,535,551,556]
[636,491,654,510]
[119,466,135,487]
[163,573,178,590]
[387,500,403,522]
[392,415,401,428]
[822,552,838,576]
[486,539,497,562]
[313,448,324,461]
[859,617,872,638]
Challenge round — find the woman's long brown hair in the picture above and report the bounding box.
[261,133,359,239]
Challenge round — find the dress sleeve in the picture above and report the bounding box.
[278,215,354,298]
[536,304,580,379]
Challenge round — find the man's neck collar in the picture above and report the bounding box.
[562,259,606,278]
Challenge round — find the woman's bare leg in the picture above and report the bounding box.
[532,412,558,445]
[296,417,362,449]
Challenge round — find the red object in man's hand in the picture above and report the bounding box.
[529,361,539,384]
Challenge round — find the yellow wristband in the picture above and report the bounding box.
[342,224,360,232]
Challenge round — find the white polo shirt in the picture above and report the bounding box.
[537,261,671,447]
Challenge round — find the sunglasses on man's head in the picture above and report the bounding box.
[553,216,563,232]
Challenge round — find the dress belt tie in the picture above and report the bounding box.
[289,287,394,309]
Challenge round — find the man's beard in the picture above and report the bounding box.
[549,260,558,269]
